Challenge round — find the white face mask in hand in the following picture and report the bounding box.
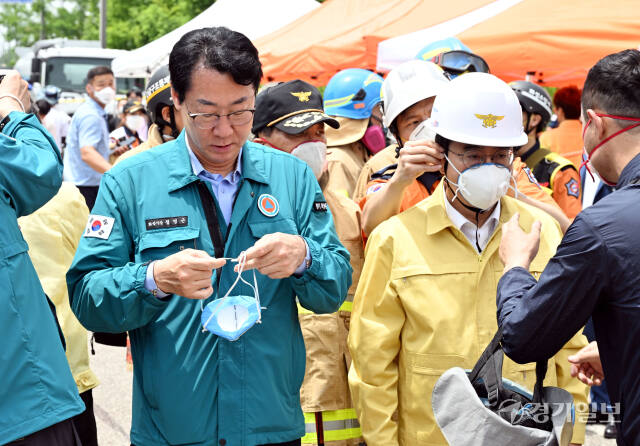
[291,140,327,180]
[444,154,515,210]
[201,252,262,342]
[409,120,436,142]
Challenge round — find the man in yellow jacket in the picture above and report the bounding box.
[252,79,364,446]
[348,73,588,446]
[19,182,100,446]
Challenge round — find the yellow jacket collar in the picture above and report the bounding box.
[424,181,518,236]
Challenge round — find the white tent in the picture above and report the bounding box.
[376,0,522,72]
[112,0,319,78]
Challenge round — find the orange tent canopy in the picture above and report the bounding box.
[457,0,640,87]
[255,0,493,85]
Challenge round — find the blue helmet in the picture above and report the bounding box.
[415,37,471,61]
[323,68,383,120]
[43,85,62,105]
[416,37,489,79]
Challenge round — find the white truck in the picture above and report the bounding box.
[14,39,145,115]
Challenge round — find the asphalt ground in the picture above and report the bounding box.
[90,340,617,446]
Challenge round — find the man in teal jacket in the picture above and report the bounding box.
[67,27,351,446]
[1,71,85,445]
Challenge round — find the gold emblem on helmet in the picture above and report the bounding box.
[474,114,504,128]
[291,91,312,102]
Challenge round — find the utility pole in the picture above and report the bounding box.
[39,0,45,40]
[99,0,107,48]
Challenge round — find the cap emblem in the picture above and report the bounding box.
[291,91,312,102]
[475,113,504,128]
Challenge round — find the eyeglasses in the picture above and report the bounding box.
[448,148,513,169]
[186,105,255,129]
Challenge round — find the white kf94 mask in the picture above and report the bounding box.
[444,154,516,211]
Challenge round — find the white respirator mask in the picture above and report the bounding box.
[409,119,436,142]
[290,140,327,180]
[444,154,516,211]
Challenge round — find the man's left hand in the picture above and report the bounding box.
[239,233,307,279]
[500,213,541,273]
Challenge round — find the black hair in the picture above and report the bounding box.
[169,27,263,103]
[582,49,640,125]
[258,126,274,137]
[87,66,113,84]
[35,99,51,116]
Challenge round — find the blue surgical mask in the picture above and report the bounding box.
[201,252,262,341]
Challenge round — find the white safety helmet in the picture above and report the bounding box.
[428,72,527,147]
[382,60,449,128]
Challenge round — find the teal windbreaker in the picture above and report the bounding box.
[67,133,352,446]
[1,112,84,443]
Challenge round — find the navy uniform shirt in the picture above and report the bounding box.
[497,153,640,446]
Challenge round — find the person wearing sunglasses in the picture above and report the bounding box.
[416,37,490,79]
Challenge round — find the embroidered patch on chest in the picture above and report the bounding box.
[145,216,188,230]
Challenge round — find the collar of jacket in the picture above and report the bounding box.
[166,131,269,193]
[424,182,517,236]
[147,123,165,146]
[616,151,640,188]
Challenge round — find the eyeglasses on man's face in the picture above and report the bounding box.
[448,148,514,169]
[186,105,255,130]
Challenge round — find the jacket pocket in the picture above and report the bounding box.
[137,227,200,262]
[402,351,466,445]
[0,239,28,260]
[247,217,298,239]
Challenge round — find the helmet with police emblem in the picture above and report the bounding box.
[510,80,553,132]
[429,72,527,147]
[323,68,383,119]
[144,65,173,126]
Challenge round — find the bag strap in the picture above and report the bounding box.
[468,329,506,408]
[196,181,226,290]
[468,328,503,383]
[470,329,550,406]
[532,360,548,403]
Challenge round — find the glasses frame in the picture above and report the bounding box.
[186,104,256,130]
[448,148,514,169]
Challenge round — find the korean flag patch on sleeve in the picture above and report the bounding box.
[83,215,115,240]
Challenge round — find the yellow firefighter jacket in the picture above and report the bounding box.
[18,182,99,394]
[348,183,588,445]
[298,175,365,445]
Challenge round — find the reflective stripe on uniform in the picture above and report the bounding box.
[302,409,362,443]
[299,294,354,314]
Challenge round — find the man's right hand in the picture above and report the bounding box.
[568,341,604,386]
[153,249,226,299]
[390,139,444,189]
[0,70,30,118]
